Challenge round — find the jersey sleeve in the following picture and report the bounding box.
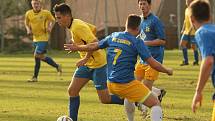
[25,11,30,24]
[75,24,97,43]
[98,35,111,49]
[154,18,166,40]
[135,38,151,60]
[196,31,215,58]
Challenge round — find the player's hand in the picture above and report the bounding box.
[167,68,173,75]
[192,91,203,113]
[64,44,79,52]
[27,29,32,35]
[76,58,88,67]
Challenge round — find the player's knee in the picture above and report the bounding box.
[68,86,78,97]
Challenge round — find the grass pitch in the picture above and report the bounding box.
[0,50,213,121]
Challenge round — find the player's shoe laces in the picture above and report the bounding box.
[180,61,189,66]
[57,64,62,76]
[158,89,166,102]
[193,61,199,66]
[137,103,148,119]
[27,77,38,82]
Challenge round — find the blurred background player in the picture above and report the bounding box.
[179,0,199,66]
[54,3,124,121]
[189,0,215,121]
[24,0,62,82]
[64,14,173,121]
[130,0,167,117]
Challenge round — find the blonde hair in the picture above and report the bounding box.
[31,0,42,2]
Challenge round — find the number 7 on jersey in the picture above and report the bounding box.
[113,48,122,65]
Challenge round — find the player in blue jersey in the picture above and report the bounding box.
[64,14,173,121]
[131,0,167,118]
[189,1,215,121]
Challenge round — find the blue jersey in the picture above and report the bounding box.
[139,13,166,64]
[98,32,151,83]
[195,24,215,89]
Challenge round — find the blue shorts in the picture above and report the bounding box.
[74,65,107,90]
[181,34,196,44]
[33,42,48,54]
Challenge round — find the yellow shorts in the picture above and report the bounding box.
[134,63,159,81]
[107,80,151,103]
[212,101,215,121]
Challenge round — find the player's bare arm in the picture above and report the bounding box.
[24,18,32,35]
[64,42,99,52]
[146,57,173,75]
[192,56,214,113]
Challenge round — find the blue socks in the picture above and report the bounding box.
[42,56,58,68]
[110,95,124,105]
[194,50,199,62]
[69,96,80,121]
[182,47,188,64]
[33,57,40,78]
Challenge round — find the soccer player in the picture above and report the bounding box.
[53,3,124,121]
[189,0,215,120]
[25,0,62,82]
[64,14,173,121]
[130,1,167,117]
[135,0,166,98]
[179,0,199,66]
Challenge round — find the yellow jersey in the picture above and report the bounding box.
[70,19,107,68]
[183,8,195,35]
[25,9,54,42]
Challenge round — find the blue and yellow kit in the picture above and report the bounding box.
[98,31,152,102]
[135,13,165,81]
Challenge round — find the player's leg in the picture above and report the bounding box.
[142,94,162,121]
[93,65,124,104]
[124,99,135,121]
[68,66,90,121]
[180,34,189,66]
[28,42,41,82]
[37,42,62,75]
[191,36,199,65]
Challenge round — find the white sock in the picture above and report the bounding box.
[124,99,135,121]
[152,87,161,97]
[151,105,163,121]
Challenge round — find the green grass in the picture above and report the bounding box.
[0,50,213,121]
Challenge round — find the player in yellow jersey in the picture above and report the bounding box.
[25,0,62,82]
[54,3,124,121]
[180,0,199,66]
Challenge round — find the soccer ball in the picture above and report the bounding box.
[57,116,73,121]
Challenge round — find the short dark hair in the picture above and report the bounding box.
[138,0,151,5]
[189,0,210,23]
[53,3,72,16]
[126,14,141,30]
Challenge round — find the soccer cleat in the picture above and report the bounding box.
[27,77,38,82]
[137,103,148,119]
[158,89,166,102]
[180,61,189,66]
[193,61,199,66]
[57,64,62,76]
